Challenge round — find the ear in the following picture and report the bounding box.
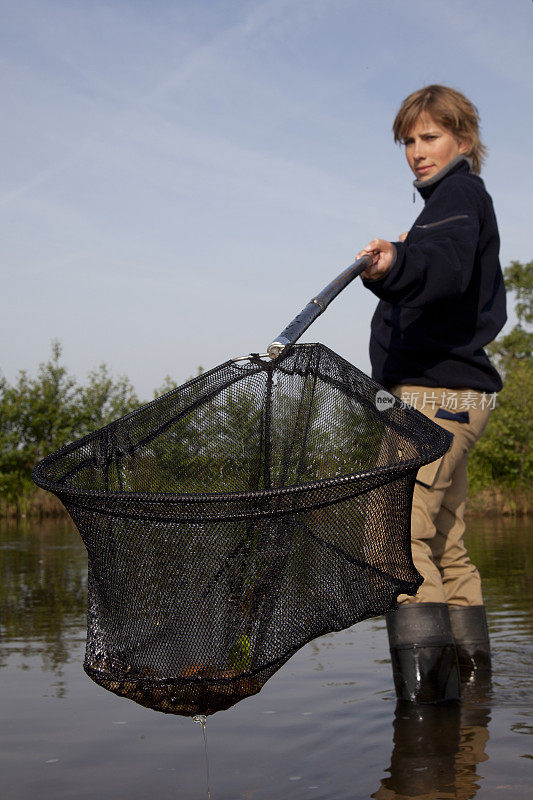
[457,136,470,155]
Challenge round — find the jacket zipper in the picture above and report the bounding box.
[416,214,469,230]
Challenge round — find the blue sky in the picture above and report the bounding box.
[1,0,531,397]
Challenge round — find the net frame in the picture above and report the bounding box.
[33,342,451,716]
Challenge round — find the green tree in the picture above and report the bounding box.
[469,260,533,492]
[0,341,140,513]
[76,363,139,435]
[488,259,533,370]
[0,341,80,505]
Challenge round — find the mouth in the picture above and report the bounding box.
[416,165,433,176]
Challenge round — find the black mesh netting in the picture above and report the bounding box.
[33,343,451,717]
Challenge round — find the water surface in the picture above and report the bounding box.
[1,517,531,799]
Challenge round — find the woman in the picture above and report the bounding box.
[358,85,506,702]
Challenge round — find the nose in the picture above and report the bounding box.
[413,139,426,161]
[413,139,426,160]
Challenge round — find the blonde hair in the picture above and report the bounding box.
[393,85,487,174]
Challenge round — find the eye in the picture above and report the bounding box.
[403,138,414,146]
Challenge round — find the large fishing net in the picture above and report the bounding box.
[33,343,450,717]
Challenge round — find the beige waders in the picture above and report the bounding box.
[392,385,492,606]
[384,386,493,702]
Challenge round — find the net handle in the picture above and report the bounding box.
[267,253,373,358]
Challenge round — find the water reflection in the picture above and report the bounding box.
[370,515,532,800]
[373,675,492,799]
[0,519,87,688]
[0,516,531,799]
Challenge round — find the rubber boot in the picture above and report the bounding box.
[386,603,461,703]
[448,605,491,677]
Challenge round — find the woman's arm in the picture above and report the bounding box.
[359,177,483,306]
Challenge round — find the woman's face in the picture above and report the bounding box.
[404,113,468,181]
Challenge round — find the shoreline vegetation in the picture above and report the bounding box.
[1,260,531,521]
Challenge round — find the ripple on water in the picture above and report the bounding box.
[0,517,532,799]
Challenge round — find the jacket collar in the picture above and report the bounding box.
[414,155,473,200]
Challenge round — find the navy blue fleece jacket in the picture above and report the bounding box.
[363,156,506,392]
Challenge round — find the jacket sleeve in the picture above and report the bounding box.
[362,177,482,307]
